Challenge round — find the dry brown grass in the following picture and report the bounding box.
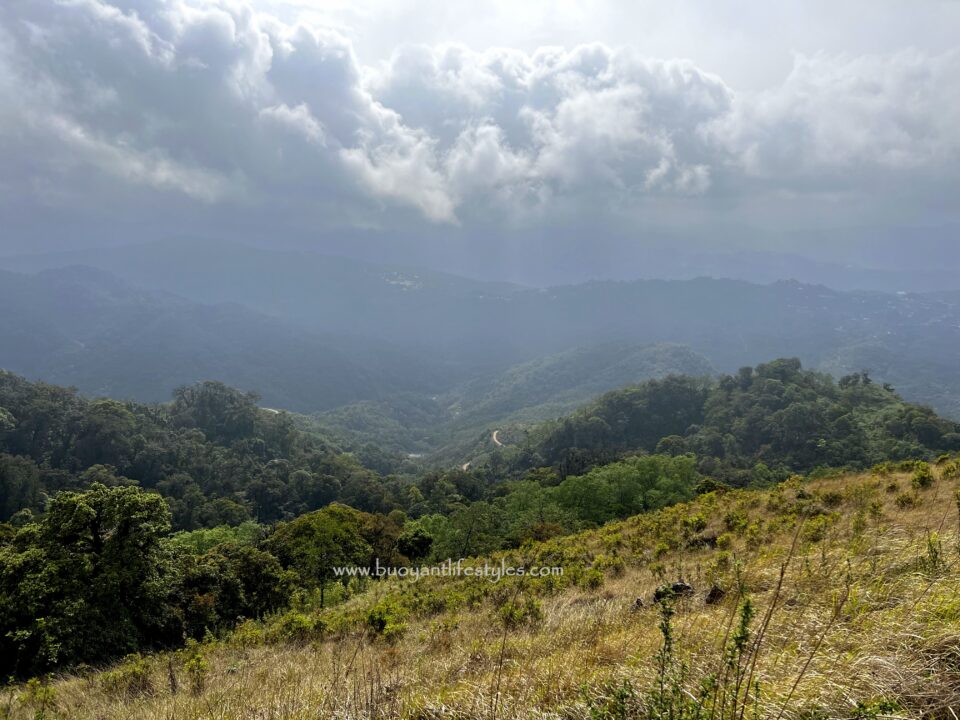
[7,466,960,719]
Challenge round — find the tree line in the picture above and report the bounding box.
[2,360,959,675]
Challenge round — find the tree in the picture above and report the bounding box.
[397,523,433,562]
[0,406,14,433]
[266,504,371,608]
[174,542,293,638]
[0,484,176,676]
[171,381,260,445]
[0,454,43,521]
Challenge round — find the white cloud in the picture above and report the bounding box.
[259,103,326,144]
[0,0,958,246]
[709,49,960,181]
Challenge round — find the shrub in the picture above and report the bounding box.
[724,509,749,533]
[366,600,408,642]
[266,610,322,645]
[716,532,735,550]
[585,679,638,719]
[592,554,625,577]
[895,491,918,509]
[682,513,707,534]
[100,654,154,698]
[181,640,208,696]
[582,568,605,590]
[498,595,543,628]
[803,515,833,543]
[19,677,56,718]
[922,533,945,575]
[819,490,844,508]
[911,463,934,489]
[230,619,265,648]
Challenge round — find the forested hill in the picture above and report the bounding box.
[0,266,449,411]
[3,361,959,534]
[517,358,960,483]
[6,242,960,420]
[312,342,715,460]
[2,364,960,680]
[0,372,387,527]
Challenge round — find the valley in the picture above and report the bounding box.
[3,2,958,716]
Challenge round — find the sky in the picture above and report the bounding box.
[0,0,958,283]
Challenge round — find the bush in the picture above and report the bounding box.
[19,677,56,717]
[819,490,844,508]
[592,554,625,577]
[266,611,323,645]
[911,463,934,489]
[895,491,918,509]
[230,619,265,648]
[744,522,763,549]
[498,595,543,628]
[366,600,408,642]
[581,568,605,590]
[716,532,734,550]
[682,513,707,533]
[181,640,208,696]
[724,509,749,533]
[585,679,639,719]
[100,654,154,698]
[803,515,833,543]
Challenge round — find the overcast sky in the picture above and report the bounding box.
[1,0,958,282]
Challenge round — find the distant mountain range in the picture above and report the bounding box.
[3,239,960,422]
[0,266,448,411]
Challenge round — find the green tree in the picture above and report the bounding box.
[0,454,43,521]
[266,504,371,607]
[0,484,176,676]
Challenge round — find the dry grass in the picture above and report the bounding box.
[7,465,960,719]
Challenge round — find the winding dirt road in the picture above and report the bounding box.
[491,430,503,446]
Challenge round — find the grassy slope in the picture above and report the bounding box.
[10,463,960,719]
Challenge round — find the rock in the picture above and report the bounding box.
[630,597,645,611]
[653,581,694,603]
[686,531,718,549]
[704,585,726,605]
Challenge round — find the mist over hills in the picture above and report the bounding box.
[3,240,960,422]
[7,227,960,293]
[0,266,449,412]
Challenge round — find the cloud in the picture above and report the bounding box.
[709,49,960,180]
[0,0,958,248]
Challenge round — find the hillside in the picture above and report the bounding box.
[519,358,960,484]
[448,342,716,429]
[5,241,960,420]
[0,267,448,412]
[313,343,715,459]
[7,462,960,718]
[3,361,957,533]
[0,371,384,526]
[3,368,960,717]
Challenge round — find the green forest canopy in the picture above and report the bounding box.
[1,359,959,675]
